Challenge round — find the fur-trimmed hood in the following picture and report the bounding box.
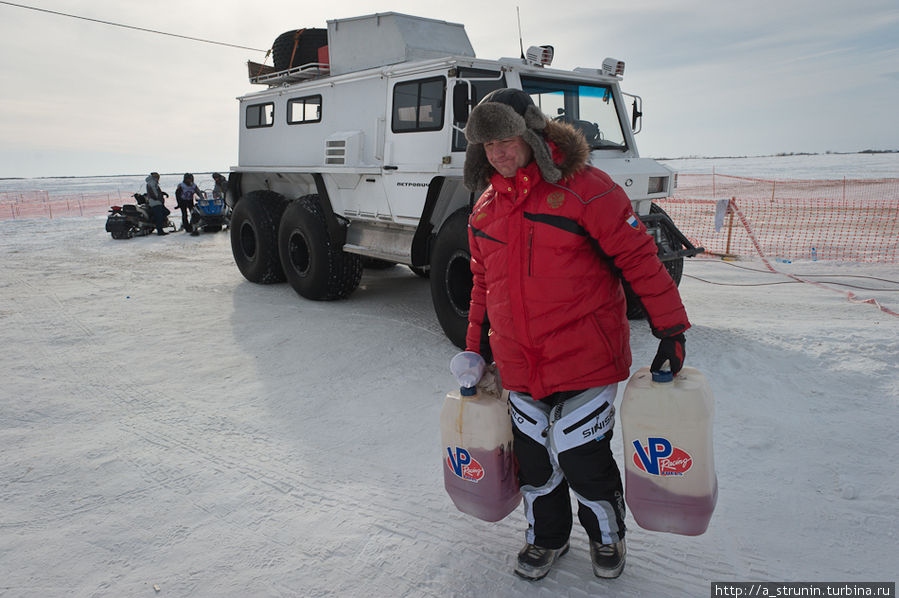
[463,112,590,194]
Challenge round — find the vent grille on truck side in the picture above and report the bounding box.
[325,139,347,165]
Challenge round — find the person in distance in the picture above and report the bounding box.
[145,172,170,236]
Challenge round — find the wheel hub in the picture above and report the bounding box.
[445,249,472,317]
[287,230,311,276]
[239,221,257,259]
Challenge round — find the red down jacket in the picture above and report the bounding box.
[465,150,690,400]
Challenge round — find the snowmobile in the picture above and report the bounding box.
[105,193,175,239]
[187,192,231,236]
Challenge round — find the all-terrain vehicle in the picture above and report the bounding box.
[187,193,231,236]
[228,12,702,347]
[105,193,175,239]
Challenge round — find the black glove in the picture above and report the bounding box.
[651,333,686,375]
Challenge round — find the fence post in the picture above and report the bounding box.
[725,197,735,256]
[729,198,776,270]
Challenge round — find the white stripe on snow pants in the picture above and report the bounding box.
[509,385,626,549]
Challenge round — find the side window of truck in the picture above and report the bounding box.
[287,96,322,124]
[246,102,274,128]
[392,77,445,133]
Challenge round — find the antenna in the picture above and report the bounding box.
[517,6,524,59]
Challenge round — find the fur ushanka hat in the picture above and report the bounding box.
[463,88,561,192]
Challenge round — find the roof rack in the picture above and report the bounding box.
[247,60,330,86]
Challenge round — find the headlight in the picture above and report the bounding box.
[648,176,668,194]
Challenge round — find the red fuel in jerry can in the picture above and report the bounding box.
[620,367,717,535]
[440,352,521,522]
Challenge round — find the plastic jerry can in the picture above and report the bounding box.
[620,366,717,535]
[440,354,521,522]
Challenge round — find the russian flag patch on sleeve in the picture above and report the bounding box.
[626,215,639,229]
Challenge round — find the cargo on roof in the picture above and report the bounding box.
[248,13,475,86]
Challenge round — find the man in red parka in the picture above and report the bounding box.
[462,89,690,581]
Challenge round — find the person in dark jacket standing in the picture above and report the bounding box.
[175,173,205,232]
[461,89,690,581]
[211,172,228,200]
[145,172,170,236]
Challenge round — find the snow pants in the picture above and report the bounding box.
[150,204,170,234]
[176,199,194,231]
[509,385,626,549]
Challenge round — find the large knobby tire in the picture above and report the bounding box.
[278,195,362,300]
[430,211,472,349]
[230,191,287,284]
[272,29,329,71]
[625,203,685,320]
[272,30,301,71]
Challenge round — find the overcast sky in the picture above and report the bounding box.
[1,0,896,178]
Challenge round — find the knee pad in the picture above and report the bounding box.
[509,391,550,445]
[547,386,618,456]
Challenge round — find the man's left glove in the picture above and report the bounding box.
[651,333,686,375]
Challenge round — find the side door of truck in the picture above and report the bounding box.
[382,72,451,224]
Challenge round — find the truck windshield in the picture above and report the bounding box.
[521,76,626,150]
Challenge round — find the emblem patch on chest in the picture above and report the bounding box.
[546,191,565,209]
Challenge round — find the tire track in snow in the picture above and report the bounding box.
[9,275,96,340]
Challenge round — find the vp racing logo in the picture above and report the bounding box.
[632,437,693,476]
[446,447,485,483]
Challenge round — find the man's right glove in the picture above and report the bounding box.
[651,333,686,375]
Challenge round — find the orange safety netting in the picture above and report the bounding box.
[661,174,899,263]
[3,174,899,264]
[0,190,132,220]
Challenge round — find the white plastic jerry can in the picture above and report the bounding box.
[440,353,521,522]
[620,367,717,535]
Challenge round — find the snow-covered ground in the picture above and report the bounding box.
[1,216,897,597]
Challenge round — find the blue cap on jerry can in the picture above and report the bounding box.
[651,370,674,383]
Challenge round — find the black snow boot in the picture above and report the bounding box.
[590,538,626,578]
[514,541,569,580]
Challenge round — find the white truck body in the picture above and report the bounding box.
[229,13,700,347]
